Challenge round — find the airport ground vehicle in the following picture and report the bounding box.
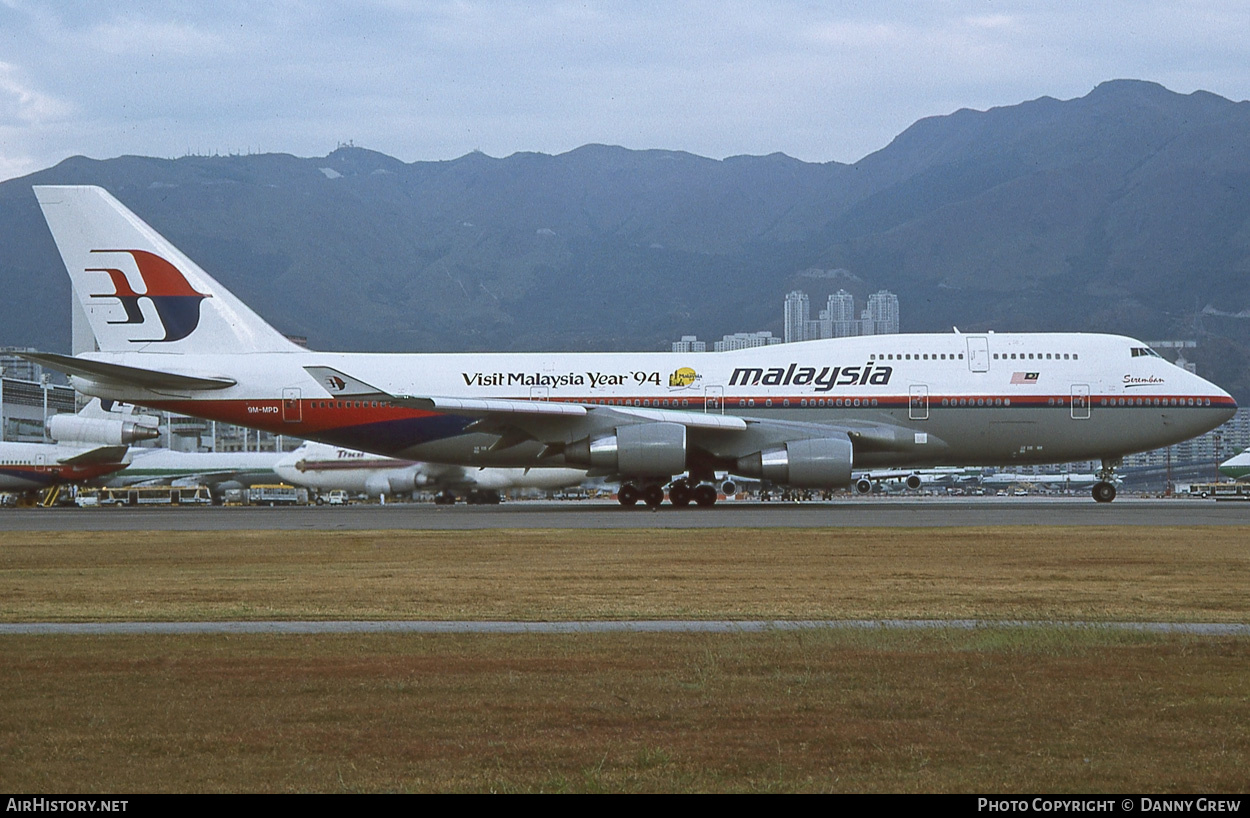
[25,185,1238,508]
[245,484,308,506]
[86,484,213,506]
[1186,483,1250,500]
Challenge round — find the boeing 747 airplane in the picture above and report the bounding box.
[23,185,1238,506]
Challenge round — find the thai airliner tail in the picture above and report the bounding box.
[33,185,299,354]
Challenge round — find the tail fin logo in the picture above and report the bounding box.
[87,250,210,343]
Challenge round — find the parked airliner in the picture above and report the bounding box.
[0,441,129,493]
[1218,451,1250,481]
[24,185,1237,506]
[274,441,588,504]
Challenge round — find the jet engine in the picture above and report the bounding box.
[735,437,854,489]
[364,473,393,498]
[564,422,686,477]
[47,413,160,446]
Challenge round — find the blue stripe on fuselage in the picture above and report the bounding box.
[310,412,473,455]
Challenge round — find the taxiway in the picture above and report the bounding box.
[1,497,1245,531]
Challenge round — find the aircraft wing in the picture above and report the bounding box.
[302,364,942,483]
[57,445,129,465]
[303,366,749,432]
[22,352,237,391]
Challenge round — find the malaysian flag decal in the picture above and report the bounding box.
[1010,372,1040,384]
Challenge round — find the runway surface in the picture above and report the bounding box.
[4,620,1248,635]
[1,496,1247,531]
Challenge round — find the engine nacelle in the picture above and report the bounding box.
[855,478,873,494]
[565,422,686,477]
[387,471,422,495]
[735,437,854,489]
[905,474,923,490]
[364,473,393,498]
[47,414,160,446]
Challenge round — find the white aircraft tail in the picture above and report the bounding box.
[34,185,299,354]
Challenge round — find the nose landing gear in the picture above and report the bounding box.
[1092,458,1120,503]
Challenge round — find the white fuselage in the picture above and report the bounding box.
[105,448,284,489]
[274,442,586,497]
[71,332,1236,471]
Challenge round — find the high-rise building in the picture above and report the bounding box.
[823,290,858,338]
[825,290,856,322]
[671,335,706,353]
[782,288,899,342]
[864,290,900,335]
[714,331,781,352]
[783,291,810,343]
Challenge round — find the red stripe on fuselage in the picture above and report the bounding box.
[143,399,445,436]
[141,392,1232,437]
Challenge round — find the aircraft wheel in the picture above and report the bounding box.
[1092,482,1117,503]
[642,484,665,508]
[693,484,717,507]
[669,483,692,507]
[618,484,640,507]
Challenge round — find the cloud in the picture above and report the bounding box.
[1,1,1249,181]
[0,61,71,126]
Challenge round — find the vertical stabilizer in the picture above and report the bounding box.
[34,185,299,354]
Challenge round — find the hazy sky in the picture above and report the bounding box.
[2,1,1248,182]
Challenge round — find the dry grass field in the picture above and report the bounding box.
[2,525,1248,793]
[2,526,1247,622]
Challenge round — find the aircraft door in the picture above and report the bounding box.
[704,385,723,414]
[1071,384,1090,420]
[282,388,302,423]
[909,385,930,420]
[966,337,990,372]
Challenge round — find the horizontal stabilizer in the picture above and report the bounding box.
[21,352,237,391]
[58,445,129,465]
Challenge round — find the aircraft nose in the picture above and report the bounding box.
[1198,374,1237,427]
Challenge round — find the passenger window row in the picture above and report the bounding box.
[1100,397,1210,407]
[312,401,388,409]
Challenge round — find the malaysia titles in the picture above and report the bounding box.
[729,363,892,392]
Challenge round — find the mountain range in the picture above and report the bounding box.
[2,79,1249,400]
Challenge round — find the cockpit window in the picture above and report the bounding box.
[1130,347,1164,359]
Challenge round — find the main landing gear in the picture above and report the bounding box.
[1092,457,1120,503]
[617,480,720,508]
